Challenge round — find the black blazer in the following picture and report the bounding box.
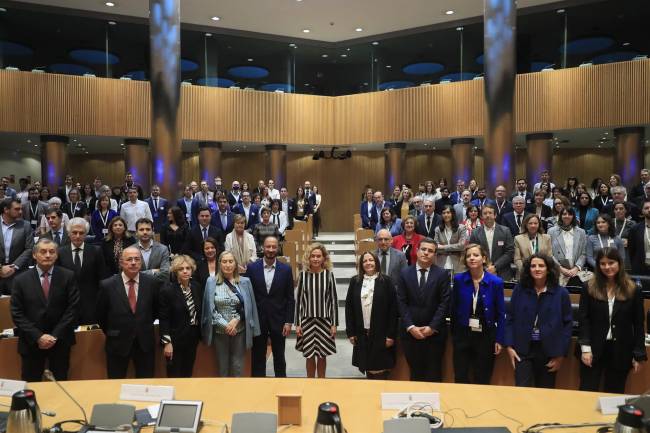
[345,274,398,372]
[416,213,441,238]
[57,243,107,325]
[39,230,70,247]
[194,259,215,289]
[0,219,33,295]
[101,236,137,275]
[395,264,451,337]
[577,285,647,368]
[63,201,88,219]
[501,211,530,237]
[10,266,79,354]
[159,280,203,346]
[96,273,160,356]
[627,222,650,275]
[245,259,295,331]
[183,225,225,262]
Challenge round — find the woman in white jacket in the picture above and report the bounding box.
[225,214,257,273]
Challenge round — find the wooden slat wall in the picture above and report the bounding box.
[1,60,649,145]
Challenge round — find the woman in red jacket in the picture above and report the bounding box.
[391,215,424,266]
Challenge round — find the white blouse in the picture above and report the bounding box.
[360,274,377,330]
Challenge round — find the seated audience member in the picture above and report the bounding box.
[90,195,118,243]
[57,217,107,325]
[453,190,472,223]
[391,216,423,266]
[160,255,203,378]
[101,216,136,275]
[213,195,235,235]
[195,237,219,288]
[547,195,572,230]
[375,207,402,237]
[463,204,482,239]
[38,197,69,235]
[605,186,640,222]
[233,191,261,231]
[434,205,467,274]
[145,184,168,233]
[626,199,650,276]
[63,188,87,219]
[360,188,375,229]
[501,196,530,237]
[120,187,153,233]
[225,214,256,274]
[526,190,552,231]
[417,199,441,239]
[575,192,599,235]
[586,214,625,270]
[577,248,646,394]
[548,207,587,287]
[22,187,47,232]
[345,251,398,380]
[184,206,225,262]
[202,251,260,377]
[505,254,572,388]
[514,214,552,277]
[469,204,514,281]
[393,188,414,221]
[97,246,160,379]
[252,207,281,255]
[10,238,79,382]
[160,206,189,256]
[374,229,408,284]
[594,182,613,212]
[0,198,34,295]
[269,199,288,236]
[40,208,69,246]
[492,185,513,224]
[134,218,170,282]
[434,187,453,215]
[451,244,505,384]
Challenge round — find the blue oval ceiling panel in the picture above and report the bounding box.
[260,83,294,92]
[402,62,444,75]
[181,59,199,72]
[228,65,269,79]
[197,77,235,88]
[0,41,33,56]
[378,80,414,90]
[48,63,94,76]
[69,49,119,65]
[560,37,614,54]
[440,72,478,82]
[125,70,146,80]
[475,54,484,65]
[591,51,638,64]
[531,61,553,72]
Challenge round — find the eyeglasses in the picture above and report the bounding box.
[377,238,391,242]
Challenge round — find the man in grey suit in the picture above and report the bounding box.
[469,204,515,281]
[375,229,408,284]
[22,187,48,232]
[0,198,34,295]
[453,190,472,223]
[134,218,170,283]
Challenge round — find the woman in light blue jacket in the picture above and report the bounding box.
[202,251,260,377]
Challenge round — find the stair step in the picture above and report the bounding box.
[333,267,357,279]
[325,244,356,252]
[316,233,355,243]
[330,254,357,263]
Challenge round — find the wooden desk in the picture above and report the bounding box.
[23,378,614,433]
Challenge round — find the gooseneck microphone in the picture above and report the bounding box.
[43,369,88,425]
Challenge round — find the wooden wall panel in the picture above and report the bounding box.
[68,154,125,187]
[403,150,453,188]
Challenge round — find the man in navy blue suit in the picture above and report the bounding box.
[176,185,195,227]
[233,191,260,232]
[416,200,441,238]
[212,195,234,235]
[370,190,389,228]
[501,196,530,237]
[245,236,295,377]
[396,238,450,382]
[145,185,168,233]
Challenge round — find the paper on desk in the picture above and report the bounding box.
[597,395,637,415]
[147,404,159,418]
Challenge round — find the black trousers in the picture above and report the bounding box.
[579,341,630,394]
[452,327,496,384]
[166,328,201,378]
[312,210,321,236]
[514,341,557,388]
[107,341,155,379]
[251,326,287,377]
[21,343,71,382]
[402,333,446,382]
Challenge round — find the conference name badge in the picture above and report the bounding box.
[102,229,109,234]
[469,317,482,332]
[30,220,37,225]
[497,241,504,246]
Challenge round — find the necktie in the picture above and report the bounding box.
[516,214,522,227]
[154,198,158,211]
[381,251,387,274]
[54,231,61,245]
[202,227,208,240]
[42,271,50,298]
[73,248,81,270]
[418,269,427,295]
[273,214,278,225]
[427,215,431,232]
[128,279,137,313]
[221,213,227,229]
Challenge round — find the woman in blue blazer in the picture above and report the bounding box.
[202,251,260,377]
[451,243,505,384]
[504,253,573,388]
[574,192,599,235]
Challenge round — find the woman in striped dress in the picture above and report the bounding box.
[295,243,339,378]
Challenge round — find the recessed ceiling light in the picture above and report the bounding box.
[236,149,240,152]
[456,26,464,31]
[556,9,565,14]
[26,139,31,143]
[105,2,115,7]
[34,144,38,147]
[305,83,310,86]
[108,21,117,25]
[371,41,379,46]
[423,143,428,146]
[346,48,351,51]
[205,33,212,37]
[289,43,297,48]
[363,82,368,86]
[247,58,253,62]
[0,7,6,12]
[445,10,454,15]
[622,42,631,46]
[211,16,220,21]
[432,146,437,150]
[604,132,608,135]
[302,29,310,33]
[322,54,328,58]
[340,54,347,58]
[386,65,392,68]
[355,28,363,32]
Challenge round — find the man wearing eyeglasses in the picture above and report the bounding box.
[374,229,408,284]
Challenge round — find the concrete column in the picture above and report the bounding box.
[124,139,150,194]
[525,133,554,182]
[40,135,68,188]
[614,127,645,187]
[198,141,222,183]
[265,144,287,189]
[384,142,406,193]
[451,138,475,185]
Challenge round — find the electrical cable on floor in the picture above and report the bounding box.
[441,407,525,433]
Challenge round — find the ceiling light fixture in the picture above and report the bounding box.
[355,28,363,32]
[108,21,117,25]
[205,33,212,37]
[371,41,379,46]
[445,10,454,15]
[340,54,347,58]
[623,42,631,46]
[322,54,328,58]
[386,65,392,68]
[105,2,115,7]
[302,29,310,33]
[211,16,220,21]
[247,58,253,62]
[456,26,464,31]
[556,9,565,14]
[0,7,6,12]
[289,43,297,48]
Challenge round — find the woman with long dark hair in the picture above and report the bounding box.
[101,216,136,274]
[434,205,466,273]
[90,195,118,243]
[586,214,625,270]
[594,183,613,212]
[578,248,646,393]
[375,207,402,237]
[160,206,189,256]
[574,192,599,235]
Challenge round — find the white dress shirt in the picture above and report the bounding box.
[71,242,84,267]
[121,272,140,298]
[264,259,276,293]
[484,224,496,258]
[562,228,574,266]
[120,200,153,231]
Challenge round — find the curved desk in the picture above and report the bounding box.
[24,378,613,433]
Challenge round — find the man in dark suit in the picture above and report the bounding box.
[434,187,453,215]
[56,174,74,204]
[396,237,450,382]
[279,187,295,230]
[40,208,69,246]
[145,185,168,233]
[227,180,243,208]
[134,218,170,283]
[416,200,441,239]
[177,185,195,227]
[10,238,79,381]
[232,192,260,231]
[501,196,530,237]
[510,178,533,207]
[183,206,225,261]
[121,173,144,200]
[57,217,107,325]
[245,236,295,377]
[212,195,234,235]
[450,179,466,205]
[212,176,228,197]
[22,187,48,232]
[604,186,641,222]
[375,229,408,284]
[370,191,389,228]
[526,190,553,232]
[628,199,650,276]
[470,204,515,281]
[97,246,160,378]
[493,185,513,224]
[470,187,496,210]
[634,182,650,210]
[0,198,34,295]
[630,169,650,200]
